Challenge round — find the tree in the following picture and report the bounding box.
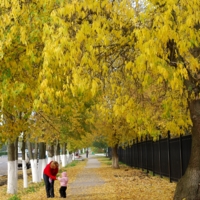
[1,0,198,198]
[133,0,200,199]
[92,136,107,150]
[0,0,48,193]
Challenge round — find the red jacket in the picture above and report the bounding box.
[43,161,58,180]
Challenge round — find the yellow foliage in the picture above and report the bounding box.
[0,0,199,153]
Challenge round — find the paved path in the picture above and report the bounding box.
[67,155,105,199]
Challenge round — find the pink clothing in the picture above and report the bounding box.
[58,172,68,187]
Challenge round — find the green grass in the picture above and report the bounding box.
[5,160,85,200]
[66,160,79,168]
[25,186,36,193]
[105,161,112,165]
[97,156,129,167]
[58,160,85,175]
[8,195,21,200]
[22,182,44,195]
[96,156,109,161]
[97,156,112,165]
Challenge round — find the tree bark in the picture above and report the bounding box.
[27,139,33,160]
[54,140,60,164]
[7,139,18,194]
[62,143,66,155]
[21,136,28,188]
[39,142,46,160]
[174,99,200,200]
[33,141,38,160]
[47,143,54,163]
[27,139,39,182]
[112,144,119,169]
[38,142,47,180]
[61,143,67,167]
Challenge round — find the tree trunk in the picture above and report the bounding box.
[47,143,54,163]
[62,143,66,154]
[112,144,119,169]
[54,140,60,164]
[174,99,200,200]
[33,141,38,160]
[27,139,33,160]
[61,143,67,167]
[38,142,47,180]
[27,139,38,182]
[39,142,46,160]
[21,136,28,188]
[7,139,18,194]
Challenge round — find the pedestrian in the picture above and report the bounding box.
[86,150,88,158]
[43,161,59,198]
[58,171,68,198]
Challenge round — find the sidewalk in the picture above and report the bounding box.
[67,155,105,199]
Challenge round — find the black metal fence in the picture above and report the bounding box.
[108,133,192,182]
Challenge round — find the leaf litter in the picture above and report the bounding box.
[0,157,176,200]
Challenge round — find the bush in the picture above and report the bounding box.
[0,151,7,156]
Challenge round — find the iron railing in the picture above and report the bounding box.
[108,133,192,182]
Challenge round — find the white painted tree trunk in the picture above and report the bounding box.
[7,160,18,194]
[72,153,75,161]
[47,156,54,164]
[22,160,28,188]
[37,159,47,180]
[60,154,63,166]
[67,154,72,163]
[61,154,67,167]
[30,159,39,183]
[54,155,60,165]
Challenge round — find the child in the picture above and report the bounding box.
[58,171,68,198]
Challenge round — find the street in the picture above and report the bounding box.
[0,156,7,176]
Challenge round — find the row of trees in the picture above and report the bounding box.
[0,0,199,199]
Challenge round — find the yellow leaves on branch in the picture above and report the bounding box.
[0,0,199,148]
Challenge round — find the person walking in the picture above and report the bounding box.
[43,161,59,198]
[86,150,88,158]
[58,171,68,198]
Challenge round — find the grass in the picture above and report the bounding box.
[96,156,112,165]
[97,156,172,182]
[66,160,80,167]
[24,182,44,194]
[97,156,128,166]
[0,159,87,200]
[8,195,20,200]
[1,156,176,200]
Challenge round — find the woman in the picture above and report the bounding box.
[43,161,59,198]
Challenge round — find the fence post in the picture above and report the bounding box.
[179,134,183,176]
[152,137,155,176]
[159,135,162,178]
[134,139,137,167]
[131,142,133,167]
[146,135,148,173]
[141,136,143,171]
[167,131,172,182]
[137,137,139,168]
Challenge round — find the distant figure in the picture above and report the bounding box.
[43,161,59,198]
[86,150,88,158]
[58,171,68,198]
